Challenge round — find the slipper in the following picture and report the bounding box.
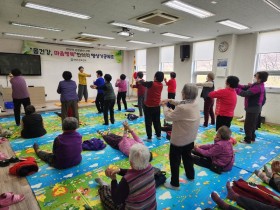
[0,152,8,161]
[0,138,8,144]
[0,192,25,207]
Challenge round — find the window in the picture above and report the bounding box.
[160,46,174,72]
[256,30,280,90]
[135,49,146,80]
[192,40,214,83]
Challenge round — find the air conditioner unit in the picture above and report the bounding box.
[136,10,179,26]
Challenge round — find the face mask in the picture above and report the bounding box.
[252,78,257,83]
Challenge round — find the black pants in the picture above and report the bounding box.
[167,93,176,110]
[143,105,161,139]
[192,150,213,169]
[170,143,195,187]
[216,115,233,131]
[228,196,280,210]
[244,112,259,143]
[117,91,127,111]
[96,93,104,113]
[138,95,144,117]
[203,97,215,126]
[78,84,88,101]
[13,97,31,125]
[103,99,115,124]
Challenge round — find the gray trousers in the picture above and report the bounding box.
[78,84,88,101]
[61,100,79,123]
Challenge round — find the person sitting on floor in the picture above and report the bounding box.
[192,125,234,173]
[95,143,156,210]
[99,121,143,156]
[33,117,82,169]
[21,105,46,139]
[255,160,280,193]
[211,181,280,210]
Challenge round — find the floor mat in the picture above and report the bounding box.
[2,104,280,210]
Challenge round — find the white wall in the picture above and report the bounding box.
[145,34,280,124]
[0,38,126,101]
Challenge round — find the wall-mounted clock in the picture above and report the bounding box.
[218,41,229,52]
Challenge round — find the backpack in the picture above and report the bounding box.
[82,138,106,151]
[153,167,167,187]
[126,114,139,121]
[126,108,135,112]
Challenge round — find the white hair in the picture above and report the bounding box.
[129,144,150,170]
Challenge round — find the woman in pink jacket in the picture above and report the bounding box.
[115,74,128,111]
[192,126,234,173]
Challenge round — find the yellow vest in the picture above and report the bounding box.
[78,72,88,85]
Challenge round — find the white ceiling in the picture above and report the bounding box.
[0,0,280,50]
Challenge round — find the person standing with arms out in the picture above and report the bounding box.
[236,71,268,144]
[208,76,239,131]
[9,69,31,126]
[78,66,91,102]
[115,74,128,111]
[92,74,116,125]
[196,72,215,127]
[130,71,146,117]
[164,72,177,110]
[93,70,105,114]
[139,72,164,141]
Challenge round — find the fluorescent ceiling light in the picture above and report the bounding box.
[80,33,115,40]
[10,22,62,32]
[110,22,150,32]
[161,32,191,39]
[128,40,152,45]
[3,32,45,39]
[263,0,280,12]
[62,40,92,45]
[23,2,91,19]
[217,19,249,30]
[163,0,215,18]
[105,45,127,49]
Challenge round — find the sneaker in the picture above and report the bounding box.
[143,138,152,142]
[103,123,109,126]
[240,140,251,144]
[164,182,180,190]
[156,136,161,140]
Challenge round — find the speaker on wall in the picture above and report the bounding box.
[180,45,190,61]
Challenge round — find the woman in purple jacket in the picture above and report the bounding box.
[236,71,268,144]
[33,117,82,169]
[192,126,234,173]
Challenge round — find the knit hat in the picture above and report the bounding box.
[9,157,38,177]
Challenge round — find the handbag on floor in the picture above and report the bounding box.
[153,167,167,187]
[126,114,138,121]
[82,138,106,151]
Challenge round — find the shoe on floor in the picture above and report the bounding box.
[143,138,152,142]
[240,140,251,144]
[164,182,180,190]
[156,136,161,140]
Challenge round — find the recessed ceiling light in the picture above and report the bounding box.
[263,0,280,12]
[128,40,152,45]
[80,33,115,40]
[62,40,92,45]
[105,45,127,49]
[22,2,91,19]
[211,1,218,4]
[217,19,249,30]
[110,22,150,32]
[162,0,215,18]
[161,32,191,39]
[10,22,63,32]
[3,32,45,39]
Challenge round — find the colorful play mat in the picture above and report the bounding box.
[1,103,279,210]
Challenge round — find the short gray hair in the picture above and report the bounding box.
[217,126,232,140]
[182,84,198,100]
[129,144,150,170]
[62,117,78,131]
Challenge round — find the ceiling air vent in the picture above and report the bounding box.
[136,10,179,26]
[75,36,99,42]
